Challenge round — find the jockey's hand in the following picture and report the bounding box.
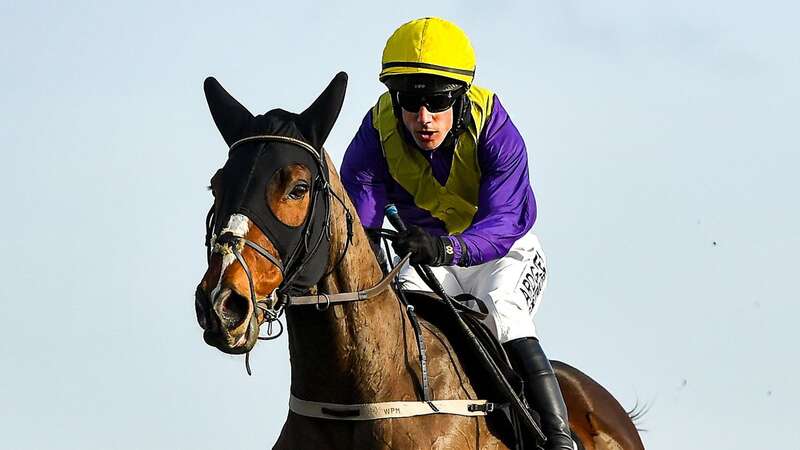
[392,225,454,266]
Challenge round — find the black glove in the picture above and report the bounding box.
[392,225,455,266]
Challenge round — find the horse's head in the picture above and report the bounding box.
[195,73,347,355]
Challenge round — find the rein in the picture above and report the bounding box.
[205,134,355,371]
[204,136,499,423]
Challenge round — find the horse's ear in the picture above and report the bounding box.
[204,77,254,147]
[297,72,348,150]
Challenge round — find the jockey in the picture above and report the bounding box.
[341,17,572,450]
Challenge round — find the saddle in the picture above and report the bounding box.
[398,289,540,449]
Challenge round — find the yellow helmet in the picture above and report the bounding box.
[380,17,476,87]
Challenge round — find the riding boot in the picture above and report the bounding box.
[504,337,574,450]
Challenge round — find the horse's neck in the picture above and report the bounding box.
[285,156,410,403]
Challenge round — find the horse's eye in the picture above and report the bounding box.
[288,182,309,200]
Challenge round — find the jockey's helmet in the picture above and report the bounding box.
[380,18,476,135]
[379,17,476,91]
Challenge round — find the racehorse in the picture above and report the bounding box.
[194,72,645,450]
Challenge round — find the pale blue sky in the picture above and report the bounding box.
[1,1,798,449]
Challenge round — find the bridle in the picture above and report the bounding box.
[204,134,354,359]
[197,135,533,433]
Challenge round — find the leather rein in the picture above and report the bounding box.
[203,135,497,421]
[205,135,405,372]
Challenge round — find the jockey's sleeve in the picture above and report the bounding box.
[341,110,389,229]
[453,95,538,266]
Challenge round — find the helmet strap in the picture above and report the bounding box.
[450,93,472,137]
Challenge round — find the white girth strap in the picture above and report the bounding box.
[289,394,494,420]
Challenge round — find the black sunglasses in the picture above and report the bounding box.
[395,89,464,113]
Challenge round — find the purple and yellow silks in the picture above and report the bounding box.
[341,94,537,266]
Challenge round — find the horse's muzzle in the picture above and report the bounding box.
[195,285,258,354]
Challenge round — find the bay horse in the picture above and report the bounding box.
[194,72,645,450]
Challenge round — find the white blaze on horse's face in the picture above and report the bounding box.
[209,213,250,302]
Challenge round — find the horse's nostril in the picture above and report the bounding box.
[195,287,211,329]
[196,302,207,329]
[214,288,251,329]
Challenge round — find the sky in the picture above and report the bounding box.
[1,1,798,449]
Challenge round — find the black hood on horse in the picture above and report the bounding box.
[203,73,347,293]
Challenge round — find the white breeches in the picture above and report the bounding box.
[397,230,548,343]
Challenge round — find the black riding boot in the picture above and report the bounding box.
[504,337,574,450]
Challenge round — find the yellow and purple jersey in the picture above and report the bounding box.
[341,92,537,266]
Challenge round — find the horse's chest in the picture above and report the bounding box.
[276,416,506,450]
